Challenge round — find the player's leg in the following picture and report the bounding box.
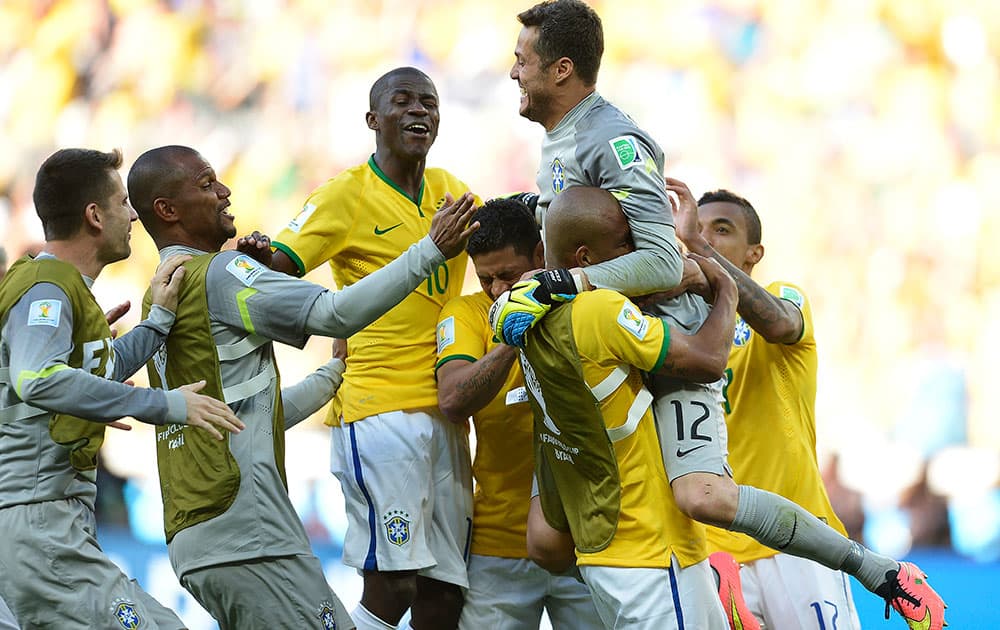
[655,383,944,625]
[410,413,474,629]
[543,565,604,630]
[578,559,726,630]
[181,555,354,630]
[329,412,439,627]
[458,556,546,630]
[740,554,860,630]
[0,499,184,629]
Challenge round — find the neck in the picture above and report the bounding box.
[372,149,426,199]
[43,238,104,280]
[542,85,596,132]
[155,229,223,254]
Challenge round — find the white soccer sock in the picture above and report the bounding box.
[351,603,397,630]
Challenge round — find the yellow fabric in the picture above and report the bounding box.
[706,281,847,563]
[436,292,532,558]
[272,157,476,423]
[569,290,707,570]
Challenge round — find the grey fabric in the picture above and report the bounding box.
[0,498,183,630]
[181,554,354,630]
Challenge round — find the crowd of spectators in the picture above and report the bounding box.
[3,0,999,562]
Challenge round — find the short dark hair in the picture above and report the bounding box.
[697,189,762,245]
[467,198,540,259]
[127,145,199,235]
[32,148,123,240]
[369,67,433,110]
[517,0,603,86]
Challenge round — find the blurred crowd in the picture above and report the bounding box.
[3,0,999,563]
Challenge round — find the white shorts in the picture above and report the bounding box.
[740,553,861,630]
[330,410,474,587]
[459,555,602,630]
[579,558,727,630]
[653,381,733,481]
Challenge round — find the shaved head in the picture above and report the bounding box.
[369,66,433,110]
[544,186,632,268]
[127,145,202,236]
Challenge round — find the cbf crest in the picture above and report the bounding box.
[733,316,752,347]
[317,601,338,629]
[383,509,411,546]
[111,598,141,630]
[551,158,566,194]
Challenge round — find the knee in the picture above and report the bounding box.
[672,475,739,528]
[363,571,418,615]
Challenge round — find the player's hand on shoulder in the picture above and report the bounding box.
[429,192,480,259]
[489,268,581,348]
[175,380,245,440]
[235,231,273,267]
[689,254,735,304]
[150,254,192,313]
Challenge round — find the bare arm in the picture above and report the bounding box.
[436,344,517,424]
[666,177,802,344]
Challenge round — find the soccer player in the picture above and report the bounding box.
[497,186,734,628]
[268,67,479,629]
[0,147,244,629]
[667,179,947,630]
[435,198,602,630]
[126,144,477,630]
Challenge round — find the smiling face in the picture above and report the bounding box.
[169,151,235,251]
[510,26,557,127]
[368,72,440,162]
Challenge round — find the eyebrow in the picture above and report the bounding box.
[710,217,738,228]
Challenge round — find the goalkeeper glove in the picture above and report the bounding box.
[493,191,539,213]
[488,268,581,347]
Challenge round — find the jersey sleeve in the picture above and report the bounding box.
[435,295,489,371]
[272,177,357,276]
[574,291,670,374]
[574,124,684,295]
[7,283,173,424]
[206,252,325,348]
[768,281,814,346]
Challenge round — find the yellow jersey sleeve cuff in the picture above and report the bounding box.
[651,319,670,373]
[271,241,306,277]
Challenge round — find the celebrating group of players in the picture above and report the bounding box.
[0,1,947,629]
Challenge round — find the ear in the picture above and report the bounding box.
[366,111,378,131]
[574,244,591,268]
[83,202,102,231]
[746,243,764,267]
[152,197,180,224]
[552,57,575,85]
[532,240,545,268]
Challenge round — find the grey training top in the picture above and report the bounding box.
[535,91,709,334]
[0,253,181,509]
[162,235,445,577]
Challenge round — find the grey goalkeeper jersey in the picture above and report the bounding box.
[161,235,445,577]
[0,253,183,510]
[535,91,709,334]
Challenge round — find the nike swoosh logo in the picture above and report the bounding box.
[374,223,403,235]
[676,444,707,458]
[910,609,931,630]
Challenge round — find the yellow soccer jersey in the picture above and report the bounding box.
[569,290,708,570]
[706,281,847,563]
[436,292,532,558]
[273,156,475,423]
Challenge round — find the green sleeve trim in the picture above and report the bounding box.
[271,241,306,277]
[236,287,260,334]
[434,354,477,374]
[16,364,70,398]
[651,319,670,373]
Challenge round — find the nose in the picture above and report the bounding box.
[128,203,138,222]
[491,279,513,300]
[509,63,518,81]
[217,181,232,198]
